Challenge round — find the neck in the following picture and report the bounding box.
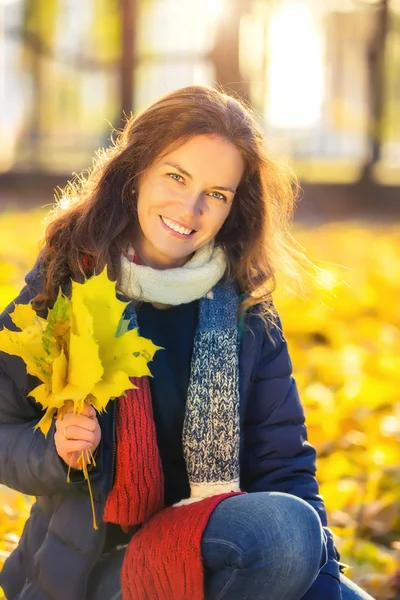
[151,301,173,310]
[134,243,193,271]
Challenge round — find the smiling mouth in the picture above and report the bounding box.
[160,216,195,236]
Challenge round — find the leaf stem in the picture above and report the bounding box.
[82,450,98,530]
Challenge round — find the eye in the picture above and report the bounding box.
[209,191,227,202]
[168,173,184,183]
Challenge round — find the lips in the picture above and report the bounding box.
[160,216,195,236]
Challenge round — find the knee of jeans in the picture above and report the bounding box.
[258,492,326,574]
[202,492,327,581]
[232,492,326,573]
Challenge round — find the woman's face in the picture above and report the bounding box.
[135,134,245,269]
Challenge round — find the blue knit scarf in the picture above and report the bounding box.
[121,279,241,504]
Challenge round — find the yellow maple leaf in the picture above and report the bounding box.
[10,302,47,331]
[33,406,57,436]
[0,324,50,382]
[62,332,103,399]
[65,269,160,413]
[71,268,123,347]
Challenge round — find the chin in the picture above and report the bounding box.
[159,242,192,256]
[155,248,193,266]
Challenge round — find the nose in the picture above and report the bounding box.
[181,190,204,217]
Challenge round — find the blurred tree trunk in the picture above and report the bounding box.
[361,0,389,182]
[210,0,252,103]
[119,0,137,128]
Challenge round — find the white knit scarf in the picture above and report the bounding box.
[118,242,227,305]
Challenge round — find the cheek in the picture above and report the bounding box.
[210,207,233,239]
[204,212,229,240]
[214,205,232,230]
[139,181,172,212]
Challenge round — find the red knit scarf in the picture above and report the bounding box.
[102,378,239,600]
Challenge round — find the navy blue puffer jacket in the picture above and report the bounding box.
[0,260,341,599]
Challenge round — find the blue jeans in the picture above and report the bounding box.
[87,492,376,600]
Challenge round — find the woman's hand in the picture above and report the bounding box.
[54,404,101,470]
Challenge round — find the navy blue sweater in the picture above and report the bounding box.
[137,300,198,506]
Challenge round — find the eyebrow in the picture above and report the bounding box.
[163,162,237,194]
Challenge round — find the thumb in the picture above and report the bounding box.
[81,403,96,419]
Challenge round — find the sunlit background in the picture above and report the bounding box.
[0,2,400,600]
[1,0,400,186]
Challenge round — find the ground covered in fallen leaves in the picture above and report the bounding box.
[0,209,399,599]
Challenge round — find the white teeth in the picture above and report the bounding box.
[161,216,193,236]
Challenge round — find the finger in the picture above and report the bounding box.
[81,404,96,419]
[62,439,94,454]
[57,414,98,432]
[56,403,96,420]
[59,425,97,444]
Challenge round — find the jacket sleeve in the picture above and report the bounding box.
[240,312,342,600]
[0,265,103,497]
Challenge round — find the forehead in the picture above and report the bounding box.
[155,135,245,186]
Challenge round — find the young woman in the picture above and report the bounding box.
[0,86,374,600]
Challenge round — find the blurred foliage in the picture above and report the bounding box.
[0,210,399,599]
[92,0,121,62]
[274,223,400,599]
[22,0,59,65]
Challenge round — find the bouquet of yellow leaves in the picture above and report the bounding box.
[0,269,159,528]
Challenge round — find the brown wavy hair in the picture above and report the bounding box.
[36,85,306,324]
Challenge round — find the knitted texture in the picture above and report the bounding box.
[102,256,243,599]
[118,242,227,305]
[121,493,243,600]
[103,377,164,528]
[183,283,241,493]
